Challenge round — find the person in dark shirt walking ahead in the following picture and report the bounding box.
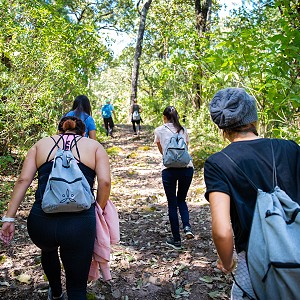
[204,87,300,299]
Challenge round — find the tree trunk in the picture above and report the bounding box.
[193,0,212,108]
[130,0,153,104]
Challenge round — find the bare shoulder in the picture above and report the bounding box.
[79,137,107,153]
[80,137,101,146]
[35,135,57,147]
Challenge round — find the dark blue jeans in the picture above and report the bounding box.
[162,167,194,241]
[27,203,96,300]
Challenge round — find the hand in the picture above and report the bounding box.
[0,222,15,245]
[217,258,237,274]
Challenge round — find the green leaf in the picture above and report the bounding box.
[199,276,214,283]
[208,291,221,298]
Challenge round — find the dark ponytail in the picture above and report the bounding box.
[72,95,92,116]
[163,106,184,133]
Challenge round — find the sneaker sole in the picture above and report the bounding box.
[166,241,182,250]
[185,232,194,239]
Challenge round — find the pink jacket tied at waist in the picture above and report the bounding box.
[89,200,120,281]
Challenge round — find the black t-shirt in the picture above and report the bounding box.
[132,104,140,112]
[204,138,300,253]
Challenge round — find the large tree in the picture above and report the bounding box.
[193,0,212,108]
[130,0,153,104]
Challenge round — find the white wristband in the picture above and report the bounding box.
[1,216,15,222]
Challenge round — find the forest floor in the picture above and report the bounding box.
[0,124,232,300]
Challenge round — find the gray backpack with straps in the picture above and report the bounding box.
[223,141,300,300]
[132,104,141,121]
[42,135,95,213]
[163,126,191,168]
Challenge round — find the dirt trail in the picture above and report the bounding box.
[0,124,231,300]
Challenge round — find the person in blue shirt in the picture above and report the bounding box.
[65,95,97,139]
[100,99,116,137]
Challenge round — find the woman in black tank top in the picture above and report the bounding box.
[0,116,111,300]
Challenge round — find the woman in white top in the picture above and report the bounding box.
[154,106,194,250]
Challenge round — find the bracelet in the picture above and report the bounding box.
[217,258,237,273]
[1,216,15,222]
[223,259,237,273]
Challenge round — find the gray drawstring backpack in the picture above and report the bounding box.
[223,141,300,300]
[163,126,191,168]
[42,135,95,213]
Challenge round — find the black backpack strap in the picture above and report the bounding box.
[231,273,256,300]
[164,125,176,134]
[83,114,90,122]
[70,136,83,161]
[222,139,276,190]
[45,136,63,162]
[164,124,184,134]
[270,140,277,189]
[221,152,258,190]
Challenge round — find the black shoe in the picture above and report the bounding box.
[48,288,64,300]
[184,226,194,239]
[166,238,182,250]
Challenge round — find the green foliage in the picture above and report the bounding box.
[203,1,299,142]
[124,0,299,143]
[0,0,299,160]
[0,0,133,154]
[86,293,96,300]
[189,106,226,169]
[0,177,15,215]
[0,155,14,169]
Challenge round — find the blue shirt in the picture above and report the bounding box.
[101,104,114,118]
[65,111,96,137]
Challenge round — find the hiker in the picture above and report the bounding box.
[100,99,116,137]
[130,99,142,135]
[154,106,194,250]
[0,116,111,300]
[65,94,97,139]
[204,87,300,299]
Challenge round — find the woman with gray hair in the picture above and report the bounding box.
[204,88,300,299]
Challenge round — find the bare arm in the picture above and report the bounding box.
[0,145,37,244]
[88,130,97,140]
[209,191,235,272]
[95,145,111,209]
[156,142,163,155]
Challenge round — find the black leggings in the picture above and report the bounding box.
[131,119,141,133]
[103,117,114,136]
[27,204,96,300]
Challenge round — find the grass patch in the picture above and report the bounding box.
[137,145,151,151]
[127,152,137,158]
[106,146,123,156]
[0,255,6,264]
